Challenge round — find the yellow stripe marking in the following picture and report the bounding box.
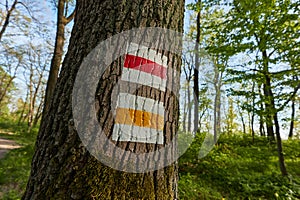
[115,108,164,130]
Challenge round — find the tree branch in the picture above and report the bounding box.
[0,0,18,42]
[63,10,75,25]
[278,82,300,112]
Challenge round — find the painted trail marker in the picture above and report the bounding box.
[121,43,168,92]
[112,43,168,144]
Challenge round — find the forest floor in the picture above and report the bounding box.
[0,119,37,199]
[0,118,299,199]
[179,133,300,199]
[0,137,21,159]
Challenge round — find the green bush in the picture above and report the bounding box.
[179,133,300,199]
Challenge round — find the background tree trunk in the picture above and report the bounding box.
[274,112,288,176]
[42,0,75,117]
[193,10,200,133]
[258,83,265,136]
[262,50,275,140]
[288,99,295,138]
[289,76,297,138]
[251,79,256,140]
[187,82,192,132]
[23,0,184,199]
[183,89,187,132]
[182,56,193,133]
[237,101,246,134]
[213,58,222,143]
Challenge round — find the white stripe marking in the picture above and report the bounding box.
[121,68,167,92]
[116,93,164,116]
[112,124,164,144]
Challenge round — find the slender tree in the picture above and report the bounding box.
[193,2,201,133]
[236,99,246,134]
[212,57,223,142]
[205,0,300,176]
[182,55,193,132]
[43,0,75,116]
[24,43,49,128]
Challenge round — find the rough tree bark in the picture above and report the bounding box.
[23,0,184,199]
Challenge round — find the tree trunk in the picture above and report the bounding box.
[267,74,288,175]
[274,112,288,176]
[42,0,75,117]
[182,84,187,132]
[264,88,275,140]
[187,81,192,132]
[198,104,208,133]
[258,83,265,136]
[259,119,265,136]
[194,10,201,133]
[33,100,43,127]
[213,77,221,142]
[18,92,29,125]
[27,66,34,128]
[237,101,246,134]
[182,58,192,133]
[262,50,275,140]
[288,93,296,138]
[23,0,184,199]
[258,45,287,176]
[251,80,256,141]
[213,58,222,143]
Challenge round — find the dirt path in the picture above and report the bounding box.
[0,138,21,159]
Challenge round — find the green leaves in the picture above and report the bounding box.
[179,134,300,199]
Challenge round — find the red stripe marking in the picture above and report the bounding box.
[124,54,167,79]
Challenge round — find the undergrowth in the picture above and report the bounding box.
[0,118,37,200]
[0,117,299,199]
[178,133,300,199]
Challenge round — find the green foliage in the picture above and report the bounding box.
[224,97,238,134]
[179,134,300,199]
[0,66,16,113]
[179,173,223,200]
[0,145,34,200]
[204,0,300,112]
